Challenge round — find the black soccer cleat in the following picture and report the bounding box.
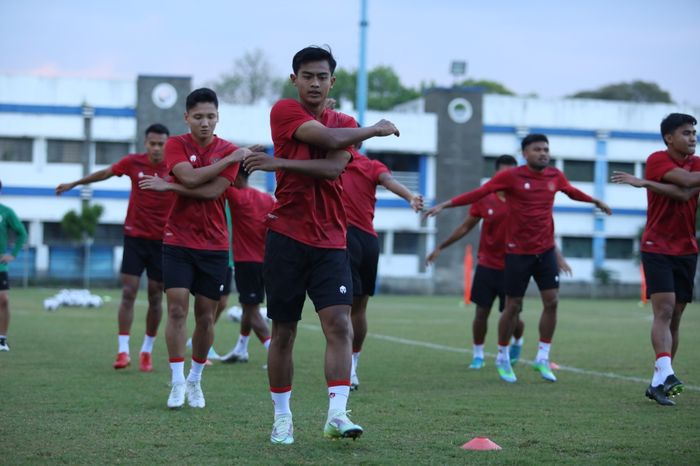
[645,384,675,406]
[663,374,684,397]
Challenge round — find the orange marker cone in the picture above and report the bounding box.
[549,361,560,370]
[461,437,502,451]
[464,244,473,305]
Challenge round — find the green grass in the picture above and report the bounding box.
[1,289,699,465]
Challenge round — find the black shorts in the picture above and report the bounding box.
[471,265,505,311]
[121,235,164,281]
[504,248,559,297]
[642,252,697,303]
[347,226,380,297]
[162,245,229,301]
[234,261,265,304]
[0,272,8,291]
[264,231,353,322]
[222,266,233,296]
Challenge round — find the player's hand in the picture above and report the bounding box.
[138,175,170,192]
[595,200,612,215]
[229,147,253,163]
[372,119,400,137]
[423,202,447,219]
[55,183,75,196]
[610,171,643,188]
[410,195,424,212]
[0,254,15,264]
[243,153,281,173]
[425,249,440,266]
[247,144,265,153]
[557,256,573,276]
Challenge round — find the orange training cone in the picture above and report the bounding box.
[549,361,560,370]
[464,244,473,305]
[461,437,502,451]
[640,263,647,305]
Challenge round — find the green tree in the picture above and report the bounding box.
[570,81,672,103]
[210,49,284,104]
[61,204,103,288]
[456,79,515,95]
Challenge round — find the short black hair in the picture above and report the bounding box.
[186,88,218,111]
[660,113,697,145]
[144,123,169,137]
[495,154,517,169]
[521,133,549,151]
[292,45,337,75]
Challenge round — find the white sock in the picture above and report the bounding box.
[497,345,510,363]
[140,335,156,354]
[328,384,350,416]
[473,344,485,359]
[170,361,185,385]
[237,334,250,352]
[351,351,361,375]
[271,389,292,417]
[536,341,551,361]
[652,355,673,387]
[263,337,271,350]
[118,334,130,354]
[187,359,206,383]
[511,336,524,346]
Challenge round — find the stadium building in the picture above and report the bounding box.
[1,74,697,295]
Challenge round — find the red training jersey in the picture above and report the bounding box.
[226,186,275,263]
[451,165,595,255]
[469,192,508,269]
[641,150,700,256]
[341,151,390,237]
[163,133,239,251]
[111,153,175,240]
[267,99,355,249]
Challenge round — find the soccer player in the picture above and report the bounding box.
[0,179,28,352]
[138,88,253,409]
[55,124,172,372]
[340,138,423,390]
[242,45,400,444]
[425,134,611,384]
[611,113,698,406]
[219,168,274,363]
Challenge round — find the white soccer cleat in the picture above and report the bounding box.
[167,382,186,409]
[186,381,206,408]
[270,414,294,444]
[350,372,359,391]
[221,348,249,363]
[324,410,363,439]
[0,341,9,352]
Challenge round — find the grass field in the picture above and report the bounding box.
[1,288,699,465]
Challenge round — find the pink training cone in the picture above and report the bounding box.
[461,437,502,451]
[549,361,560,370]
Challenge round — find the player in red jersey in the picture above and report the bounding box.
[56,124,173,372]
[219,168,274,363]
[340,135,423,391]
[139,88,255,409]
[426,134,611,384]
[611,113,698,406]
[243,46,400,444]
[426,155,572,370]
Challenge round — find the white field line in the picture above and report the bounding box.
[299,323,700,392]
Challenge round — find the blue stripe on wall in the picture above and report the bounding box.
[484,124,657,141]
[2,186,129,199]
[0,103,135,117]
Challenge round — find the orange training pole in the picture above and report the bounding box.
[464,244,473,304]
[640,263,647,304]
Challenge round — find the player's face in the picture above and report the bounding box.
[185,102,219,143]
[144,132,168,163]
[523,141,550,170]
[291,60,336,107]
[665,123,697,155]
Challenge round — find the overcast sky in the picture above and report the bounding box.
[2,0,698,106]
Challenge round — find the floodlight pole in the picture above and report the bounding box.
[356,0,368,129]
[81,104,94,289]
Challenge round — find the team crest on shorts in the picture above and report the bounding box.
[339,285,347,294]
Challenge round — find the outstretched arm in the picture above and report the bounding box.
[378,172,424,212]
[425,216,480,266]
[139,175,230,200]
[172,147,252,188]
[560,184,612,215]
[658,167,700,189]
[56,167,114,195]
[611,171,700,201]
[293,119,399,150]
[243,149,351,180]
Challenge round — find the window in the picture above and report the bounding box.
[377,231,385,254]
[608,162,635,180]
[48,246,114,279]
[0,137,33,162]
[606,238,634,259]
[47,139,83,163]
[394,232,419,254]
[44,222,73,246]
[369,152,419,172]
[563,160,594,182]
[96,141,130,165]
[94,224,124,246]
[562,236,592,258]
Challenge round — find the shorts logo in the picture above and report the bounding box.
[524,182,531,190]
[555,275,559,282]
[219,284,224,291]
[190,155,197,163]
[138,171,144,178]
[339,285,347,294]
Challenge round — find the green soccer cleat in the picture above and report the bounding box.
[324,410,363,440]
[533,359,557,382]
[663,374,683,397]
[496,360,517,383]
